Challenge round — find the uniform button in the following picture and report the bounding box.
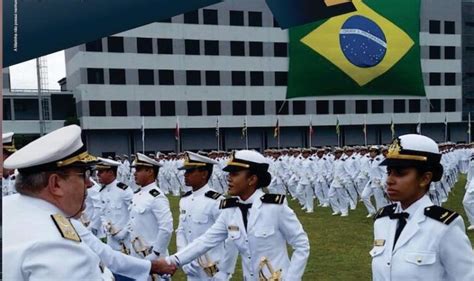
[248,256,251,259]
[250,274,253,277]
[386,262,390,266]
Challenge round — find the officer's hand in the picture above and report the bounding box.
[145,252,159,261]
[151,258,177,275]
[182,261,200,277]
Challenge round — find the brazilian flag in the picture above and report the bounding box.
[287,0,424,98]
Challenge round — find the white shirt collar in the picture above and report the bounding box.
[240,189,264,204]
[192,184,210,197]
[396,194,432,220]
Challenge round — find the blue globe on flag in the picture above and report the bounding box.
[339,15,387,68]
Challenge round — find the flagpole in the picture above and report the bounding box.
[468,112,472,143]
[444,114,448,143]
[245,116,249,150]
[216,117,220,151]
[176,116,180,153]
[363,114,367,146]
[309,115,312,148]
[277,117,281,149]
[141,116,145,153]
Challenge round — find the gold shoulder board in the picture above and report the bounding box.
[51,214,81,242]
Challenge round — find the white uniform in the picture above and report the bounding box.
[463,154,474,228]
[2,173,16,196]
[176,185,237,280]
[328,157,351,215]
[371,195,474,280]
[3,194,102,280]
[128,182,173,258]
[100,179,134,251]
[174,189,310,281]
[72,219,152,281]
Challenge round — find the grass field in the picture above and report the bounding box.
[166,175,474,280]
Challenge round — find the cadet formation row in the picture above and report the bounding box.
[2,127,474,280]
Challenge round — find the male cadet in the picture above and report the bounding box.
[176,151,237,280]
[167,150,309,281]
[328,147,351,217]
[3,132,17,196]
[128,153,174,280]
[3,125,104,280]
[96,157,134,252]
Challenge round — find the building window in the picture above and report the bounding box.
[274,43,288,57]
[89,101,106,117]
[229,11,244,26]
[393,99,405,113]
[444,46,455,59]
[140,101,156,116]
[429,99,441,112]
[204,40,219,55]
[158,18,172,23]
[186,71,201,85]
[273,17,280,28]
[445,73,456,85]
[14,99,39,120]
[232,71,246,86]
[138,69,154,85]
[409,99,420,113]
[187,101,202,116]
[207,101,221,115]
[429,20,441,34]
[316,100,329,115]
[159,70,174,85]
[109,69,126,85]
[429,73,441,85]
[249,42,263,57]
[444,21,455,34]
[233,101,247,115]
[85,39,102,52]
[429,46,441,59]
[3,99,12,120]
[445,99,456,112]
[275,72,287,86]
[248,11,262,27]
[87,68,104,84]
[111,101,127,116]
[107,37,124,53]
[205,71,220,86]
[355,100,368,114]
[371,100,384,114]
[137,38,153,54]
[251,101,265,115]
[276,100,289,115]
[160,101,175,116]
[184,10,199,24]
[250,71,264,86]
[157,39,173,54]
[231,41,245,56]
[185,39,200,55]
[333,100,345,114]
[203,9,218,25]
[293,101,306,115]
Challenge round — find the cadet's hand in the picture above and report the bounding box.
[150,258,177,275]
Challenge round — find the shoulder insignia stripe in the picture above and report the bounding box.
[117,182,129,190]
[219,198,239,209]
[149,189,160,197]
[181,191,192,198]
[205,190,222,200]
[374,204,397,220]
[51,214,81,242]
[424,205,459,225]
[260,194,285,204]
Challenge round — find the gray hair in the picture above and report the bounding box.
[15,171,54,196]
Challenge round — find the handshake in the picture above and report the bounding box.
[150,256,178,276]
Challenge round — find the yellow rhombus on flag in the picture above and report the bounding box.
[301,0,414,86]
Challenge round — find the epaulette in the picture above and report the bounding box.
[375,157,380,161]
[219,198,239,209]
[117,182,129,190]
[181,191,192,198]
[341,158,345,161]
[260,194,285,205]
[424,205,459,225]
[352,156,356,160]
[374,204,397,220]
[279,159,282,161]
[323,157,327,160]
[205,190,222,200]
[149,189,160,197]
[134,189,140,194]
[51,214,81,242]
[11,175,15,180]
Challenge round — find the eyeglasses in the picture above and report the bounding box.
[57,169,92,180]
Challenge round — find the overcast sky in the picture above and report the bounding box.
[9,51,66,90]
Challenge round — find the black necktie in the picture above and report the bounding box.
[238,203,252,231]
[99,184,106,192]
[389,212,409,249]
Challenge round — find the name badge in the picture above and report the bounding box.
[228,225,239,231]
[374,239,385,247]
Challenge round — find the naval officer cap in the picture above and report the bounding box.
[380,134,443,181]
[178,151,218,170]
[223,150,271,188]
[4,125,97,173]
[96,157,121,170]
[132,152,162,168]
[3,132,16,153]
